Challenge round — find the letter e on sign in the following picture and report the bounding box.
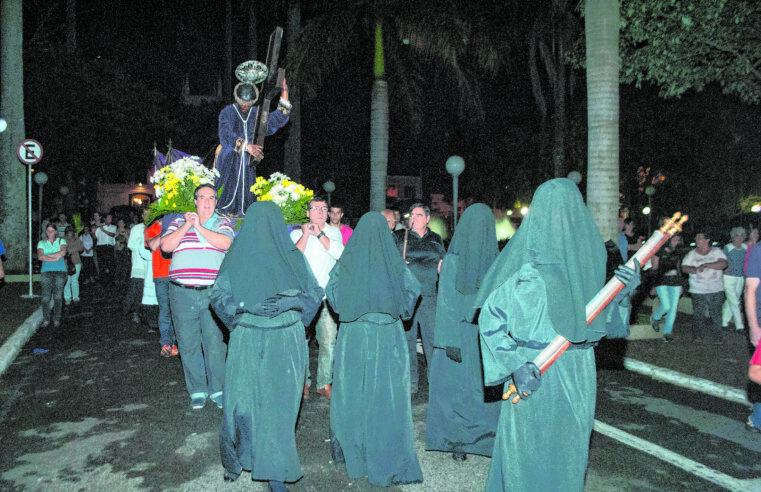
[17,139,43,165]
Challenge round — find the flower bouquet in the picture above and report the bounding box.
[146,156,220,224]
[251,172,314,224]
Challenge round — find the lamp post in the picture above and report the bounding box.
[645,185,655,236]
[34,172,48,232]
[323,180,335,209]
[446,156,465,229]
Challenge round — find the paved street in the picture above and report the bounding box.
[1,280,761,491]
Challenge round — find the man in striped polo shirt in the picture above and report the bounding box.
[161,184,235,410]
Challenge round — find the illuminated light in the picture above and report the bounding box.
[506,210,513,216]
[642,206,651,215]
[752,204,761,213]
[495,216,516,241]
[428,216,448,241]
[520,207,529,216]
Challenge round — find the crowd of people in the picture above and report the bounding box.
[21,176,761,491]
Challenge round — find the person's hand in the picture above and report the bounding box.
[281,78,289,103]
[445,346,462,363]
[305,223,319,236]
[508,362,542,403]
[184,212,199,229]
[246,144,264,159]
[614,259,641,308]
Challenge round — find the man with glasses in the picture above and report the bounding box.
[292,197,344,399]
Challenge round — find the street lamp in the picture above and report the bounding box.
[645,185,655,236]
[446,156,465,229]
[323,180,335,209]
[34,172,48,230]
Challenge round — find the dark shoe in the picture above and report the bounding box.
[223,470,240,482]
[650,315,661,333]
[663,334,674,343]
[40,321,50,328]
[452,452,467,461]
[746,418,761,434]
[316,384,332,400]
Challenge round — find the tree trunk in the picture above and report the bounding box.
[585,0,619,241]
[0,0,28,272]
[284,0,301,181]
[370,79,389,212]
[223,0,232,99]
[247,0,257,60]
[65,0,76,56]
[369,23,388,212]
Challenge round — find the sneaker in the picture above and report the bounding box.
[170,345,179,356]
[73,298,80,303]
[190,393,207,410]
[663,334,674,342]
[160,345,172,357]
[746,417,761,434]
[650,315,661,333]
[210,391,224,409]
[65,300,71,306]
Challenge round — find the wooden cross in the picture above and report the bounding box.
[251,26,285,164]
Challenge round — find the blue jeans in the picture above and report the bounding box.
[690,291,725,341]
[750,402,761,427]
[169,284,227,397]
[155,277,176,347]
[653,285,682,335]
[405,295,436,388]
[41,271,67,323]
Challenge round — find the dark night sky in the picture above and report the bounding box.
[21,1,761,232]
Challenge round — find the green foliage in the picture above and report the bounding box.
[620,0,761,103]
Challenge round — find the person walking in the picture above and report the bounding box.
[63,226,83,305]
[37,224,68,328]
[682,231,728,344]
[650,233,684,342]
[425,204,501,462]
[326,212,423,487]
[722,226,747,332]
[161,185,234,410]
[210,201,323,492]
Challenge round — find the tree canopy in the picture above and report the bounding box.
[620,0,761,103]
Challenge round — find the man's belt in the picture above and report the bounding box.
[170,280,211,291]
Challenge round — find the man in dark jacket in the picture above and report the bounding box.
[394,203,445,393]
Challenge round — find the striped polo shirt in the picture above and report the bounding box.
[166,214,235,286]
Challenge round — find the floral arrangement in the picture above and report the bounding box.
[146,156,220,224]
[251,172,314,224]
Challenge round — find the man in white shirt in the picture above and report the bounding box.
[682,231,728,344]
[291,197,344,399]
[93,212,116,283]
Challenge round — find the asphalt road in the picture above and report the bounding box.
[1,280,760,491]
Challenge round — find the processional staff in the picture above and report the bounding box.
[504,212,689,403]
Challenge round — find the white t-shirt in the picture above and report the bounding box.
[682,246,727,294]
[290,224,344,289]
[94,224,116,246]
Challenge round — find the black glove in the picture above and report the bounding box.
[445,346,462,363]
[614,259,641,307]
[260,294,303,318]
[511,362,542,400]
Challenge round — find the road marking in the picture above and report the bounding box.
[624,357,750,407]
[594,420,761,491]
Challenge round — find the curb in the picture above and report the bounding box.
[0,308,42,379]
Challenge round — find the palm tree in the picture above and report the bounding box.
[0,0,27,272]
[288,0,498,211]
[584,0,619,241]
